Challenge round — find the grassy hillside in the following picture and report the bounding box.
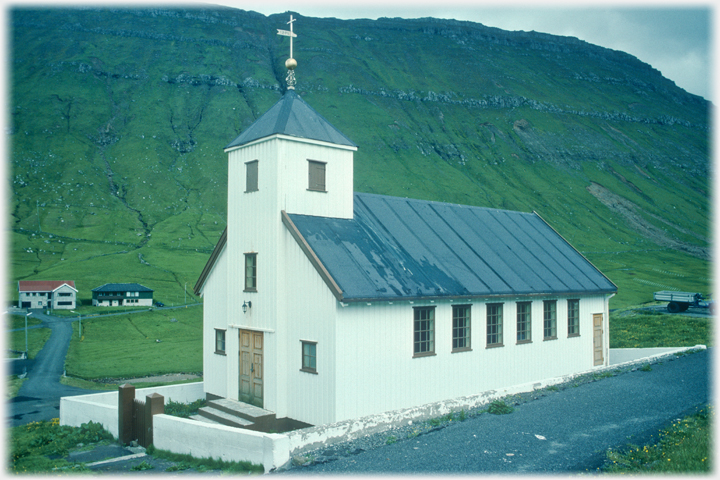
[8,7,710,310]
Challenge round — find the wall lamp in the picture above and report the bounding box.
[242,301,252,314]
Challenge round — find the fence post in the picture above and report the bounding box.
[144,393,164,447]
[118,384,135,444]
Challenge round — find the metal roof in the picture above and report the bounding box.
[225,90,357,150]
[92,283,153,293]
[18,280,76,292]
[285,193,617,302]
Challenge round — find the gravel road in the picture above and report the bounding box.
[284,348,710,474]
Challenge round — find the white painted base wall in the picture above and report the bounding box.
[59,382,206,438]
[153,415,289,473]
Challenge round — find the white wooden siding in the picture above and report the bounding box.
[334,295,609,422]
[280,227,339,425]
[221,136,353,413]
[202,245,229,399]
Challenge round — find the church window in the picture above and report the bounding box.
[308,160,326,192]
[516,301,532,343]
[244,253,257,291]
[246,160,258,192]
[413,306,435,357]
[486,303,503,347]
[452,305,471,352]
[215,329,226,354]
[544,300,557,340]
[301,341,317,373]
[567,299,580,336]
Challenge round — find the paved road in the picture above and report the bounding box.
[290,348,710,474]
[7,311,102,427]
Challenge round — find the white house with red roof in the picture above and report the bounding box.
[18,280,77,310]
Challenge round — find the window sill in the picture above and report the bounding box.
[214,351,226,356]
[300,368,318,375]
[244,190,259,194]
[307,189,327,193]
[486,343,504,349]
[412,351,436,358]
[451,347,472,353]
[568,333,580,338]
[516,339,532,345]
[543,336,558,341]
[243,289,257,293]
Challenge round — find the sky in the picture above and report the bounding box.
[200,1,713,102]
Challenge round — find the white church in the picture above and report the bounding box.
[194,20,617,427]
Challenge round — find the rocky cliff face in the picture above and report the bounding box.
[8,7,710,306]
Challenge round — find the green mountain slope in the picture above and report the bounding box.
[8,7,710,308]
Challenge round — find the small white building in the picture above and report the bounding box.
[18,280,78,310]
[195,69,617,427]
[91,283,154,307]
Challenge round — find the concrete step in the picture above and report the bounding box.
[197,406,255,429]
[207,398,276,425]
[189,413,222,425]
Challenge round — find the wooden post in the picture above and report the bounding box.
[118,384,135,445]
[144,393,164,447]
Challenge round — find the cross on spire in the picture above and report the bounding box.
[277,14,298,89]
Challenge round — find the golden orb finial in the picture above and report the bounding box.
[285,58,297,70]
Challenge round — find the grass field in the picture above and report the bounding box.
[609,309,712,348]
[64,305,202,379]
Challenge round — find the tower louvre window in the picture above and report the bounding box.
[246,160,258,192]
[308,160,326,192]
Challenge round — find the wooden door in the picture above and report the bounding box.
[239,330,263,407]
[593,314,604,366]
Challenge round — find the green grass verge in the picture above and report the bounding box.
[7,315,51,359]
[64,305,202,379]
[10,420,114,474]
[145,445,264,473]
[609,310,711,348]
[7,376,27,398]
[602,406,712,473]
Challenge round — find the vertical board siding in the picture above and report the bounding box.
[202,246,228,399]
[333,295,609,422]
[276,139,354,219]
[282,228,337,425]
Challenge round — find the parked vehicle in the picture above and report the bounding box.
[653,291,714,314]
[155,301,165,307]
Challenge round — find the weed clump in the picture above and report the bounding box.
[487,400,514,415]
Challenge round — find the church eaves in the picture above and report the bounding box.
[225,90,357,150]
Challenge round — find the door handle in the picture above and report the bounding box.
[251,363,254,373]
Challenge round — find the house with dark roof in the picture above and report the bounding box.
[92,283,153,307]
[18,280,77,310]
[194,50,617,427]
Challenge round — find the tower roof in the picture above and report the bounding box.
[225,90,357,150]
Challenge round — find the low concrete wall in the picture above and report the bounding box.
[153,414,289,473]
[59,382,205,438]
[60,393,119,437]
